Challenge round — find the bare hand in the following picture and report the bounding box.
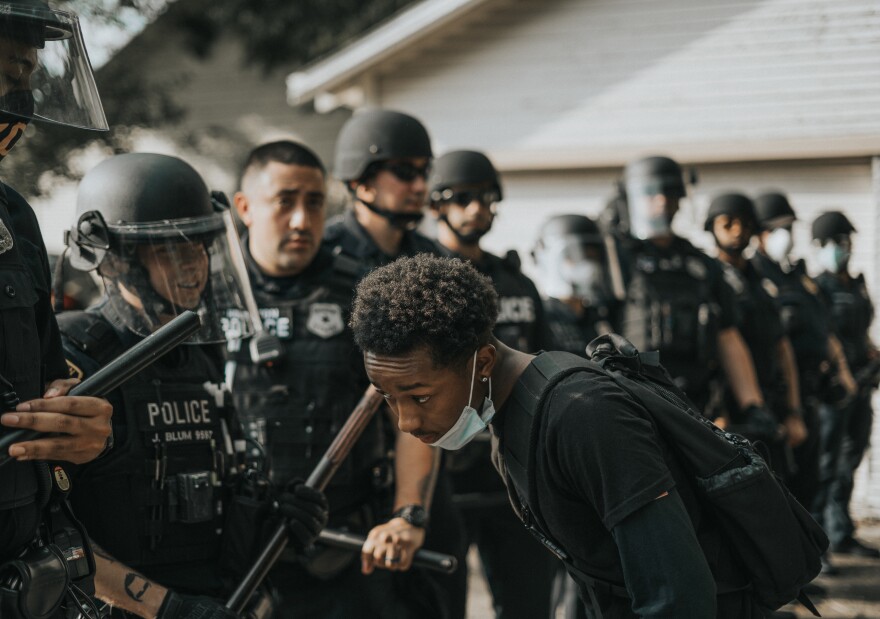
[361,517,426,574]
[783,414,808,448]
[0,378,112,463]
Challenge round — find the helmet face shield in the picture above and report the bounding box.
[101,213,254,343]
[0,5,107,130]
[535,234,608,305]
[624,180,676,240]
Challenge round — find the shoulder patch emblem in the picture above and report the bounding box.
[66,359,84,381]
[761,279,779,298]
[801,276,820,296]
[0,218,13,255]
[306,303,345,339]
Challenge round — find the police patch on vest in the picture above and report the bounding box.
[132,385,219,444]
[497,296,536,324]
[0,218,13,255]
[685,256,708,280]
[307,303,345,339]
[53,465,71,492]
[66,359,84,381]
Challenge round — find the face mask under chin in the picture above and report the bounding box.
[431,350,496,450]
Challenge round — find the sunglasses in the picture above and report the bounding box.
[377,161,431,182]
[431,188,501,208]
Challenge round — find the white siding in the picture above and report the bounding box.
[362,0,880,167]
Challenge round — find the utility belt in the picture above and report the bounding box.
[0,463,100,619]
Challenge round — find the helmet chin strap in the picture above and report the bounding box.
[439,215,489,245]
[359,198,424,231]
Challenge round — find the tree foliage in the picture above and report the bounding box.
[6,0,417,195]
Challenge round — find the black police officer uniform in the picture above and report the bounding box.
[0,184,70,559]
[718,260,793,475]
[60,301,238,599]
[813,268,874,547]
[619,236,738,415]
[444,250,559,619]
[225,237,412,618]
[542,298,603,357]
[321,219,466,619]
[750,252,829,508]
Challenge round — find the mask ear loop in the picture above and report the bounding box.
[466,350,477,407]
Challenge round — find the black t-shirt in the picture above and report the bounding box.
[494,368,751,617]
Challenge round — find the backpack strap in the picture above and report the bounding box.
[502,351,630,610]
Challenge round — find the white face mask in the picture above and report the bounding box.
[431,351,495,450]
[817,242,850,273]
[765,228,794,263]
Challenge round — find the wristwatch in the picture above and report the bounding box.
[392,504,428,528]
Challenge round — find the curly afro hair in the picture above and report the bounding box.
[350,254,498,368]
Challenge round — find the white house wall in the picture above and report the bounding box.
[367,0,880,168]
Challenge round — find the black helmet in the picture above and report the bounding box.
[704,193,757,231]
[65,153,253,343]
[812,210,856,242]
[428,150,502,203]
[535,214,603,249]
[754,192,796,229]
[623,156,686,199]
[0,0,107,130]
[333,109,432,182]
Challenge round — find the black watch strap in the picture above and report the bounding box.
[392,504,428,528]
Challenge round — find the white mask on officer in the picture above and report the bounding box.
[765,228,794,263]
[817,241,850,273]
[431,351,495,450]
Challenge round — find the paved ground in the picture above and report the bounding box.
[465,518,880,618]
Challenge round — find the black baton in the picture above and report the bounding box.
[317,528,458,574]
[225,387,386,614]
[0,311,202,465]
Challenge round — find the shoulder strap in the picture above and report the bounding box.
[56,310,126,366]
[502,352,630,601]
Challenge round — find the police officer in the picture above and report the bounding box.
[752,193,856,574]
[532,214,616,356]
[428,150,557,618]
[0,3,113,617]
[60,153,328,619]
[810,210,879,558]
[229,140,442,618]
[617,156,768,420]
[324,109,466,618]
[704,193,807,475]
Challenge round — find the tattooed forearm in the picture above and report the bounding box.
[124,573,151,603]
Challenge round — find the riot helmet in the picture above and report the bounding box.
[429,150,502,244]
[532,214,608,306]
[705,193,757,256]
[66,153,254,343]
[622,155,686,240]
[0,0,107,131]
[333,108,432,182]
[333,108,432,230]
[812,210,855,274]
[812,210,855,243]
[754,192,796,230]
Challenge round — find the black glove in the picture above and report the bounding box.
[157,591,238,619]
[277,481,329,551]
[737,404,780,441]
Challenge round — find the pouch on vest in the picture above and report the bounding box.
[502,334,827,616]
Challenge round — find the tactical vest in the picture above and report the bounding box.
[620,244,720,395]
[815,272,874,369]
[751,255,829,376]
[479,252,542,353]
[225,258,386,517]
[721,263,786,411]
[60,310,233,571]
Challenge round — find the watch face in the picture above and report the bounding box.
[396,505,428,528]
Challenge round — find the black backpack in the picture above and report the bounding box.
[500,334,827,616]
